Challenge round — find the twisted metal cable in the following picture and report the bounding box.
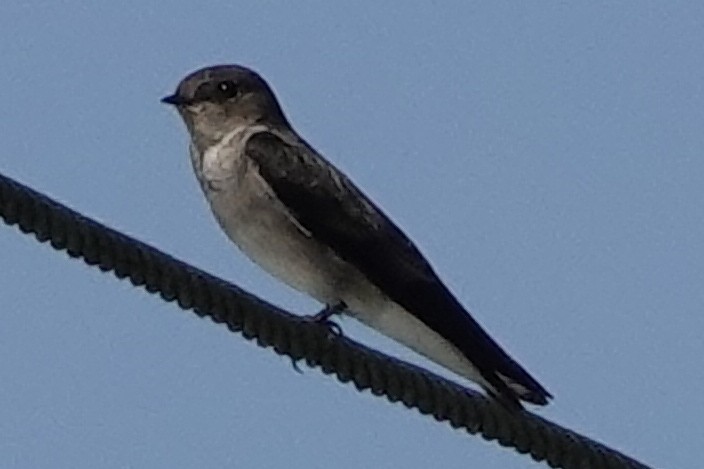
[0,171,653,469]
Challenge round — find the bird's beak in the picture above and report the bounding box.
[161,93,188,106]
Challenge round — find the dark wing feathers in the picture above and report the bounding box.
[245,130,550,406]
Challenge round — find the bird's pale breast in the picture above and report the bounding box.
[191,129,369,306]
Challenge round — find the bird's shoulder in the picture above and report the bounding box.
[244,129,383,229]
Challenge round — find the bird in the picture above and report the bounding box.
[161,64,552,410]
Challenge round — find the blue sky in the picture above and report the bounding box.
[1,2,702,468]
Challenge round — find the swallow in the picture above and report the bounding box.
[162,64,552,410]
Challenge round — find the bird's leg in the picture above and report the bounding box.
[312,301,347,323]
[291,301,347,373]
[304,301,347,337]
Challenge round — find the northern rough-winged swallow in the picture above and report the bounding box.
[162,64,552,410]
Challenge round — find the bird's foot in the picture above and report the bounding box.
[307,301,346,336]
[291,302,347,373]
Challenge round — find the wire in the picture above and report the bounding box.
[0,171,653,469]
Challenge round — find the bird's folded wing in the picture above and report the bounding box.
[244,130,550,404]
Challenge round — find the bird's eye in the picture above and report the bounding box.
[217,80,239,99]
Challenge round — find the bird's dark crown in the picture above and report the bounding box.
[162,64,272,107]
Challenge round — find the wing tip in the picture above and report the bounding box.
[520,389,553,406]
[484,373,553,411]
